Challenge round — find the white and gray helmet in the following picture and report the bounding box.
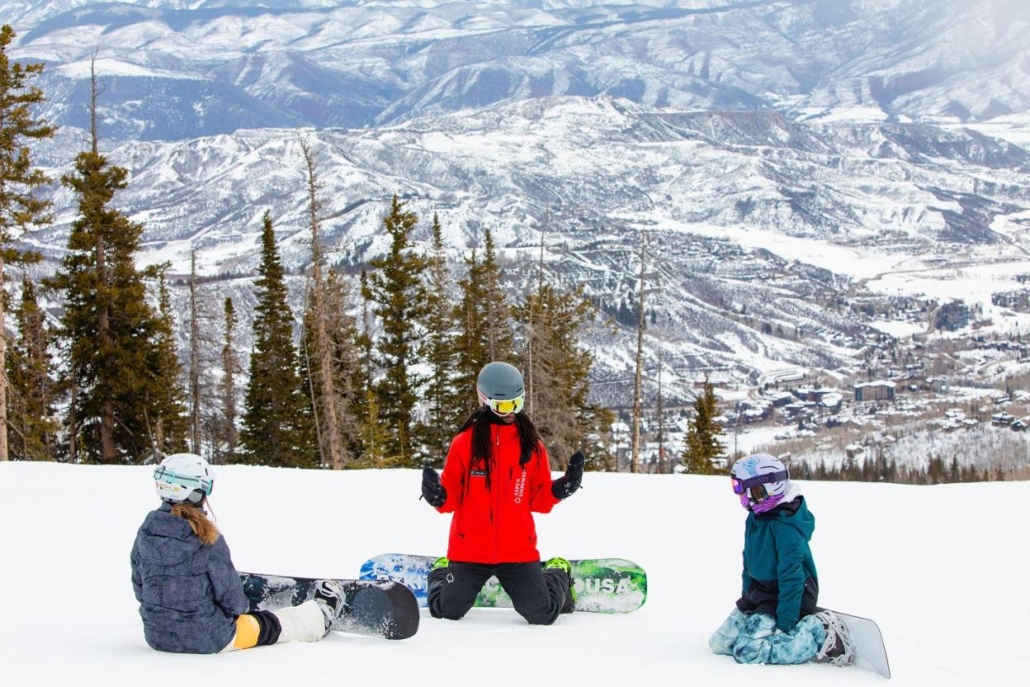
[154,453,215,505]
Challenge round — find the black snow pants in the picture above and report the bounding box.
[427,561,572,625]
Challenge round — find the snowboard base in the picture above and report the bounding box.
[239,572,420,640]
[359,553,647,614]
[823,608,890,679]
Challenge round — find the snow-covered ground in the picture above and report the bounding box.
[1,462,1024,685]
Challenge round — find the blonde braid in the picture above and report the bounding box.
[171,502,221,545]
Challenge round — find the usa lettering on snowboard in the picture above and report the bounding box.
[359,553,647,614]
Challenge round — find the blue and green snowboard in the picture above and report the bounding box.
[359,553,647,613]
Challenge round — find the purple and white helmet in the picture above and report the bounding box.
[730,453,790,514]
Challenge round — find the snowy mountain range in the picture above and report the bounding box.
[6,0,1030,403]
[7,0,1030,137]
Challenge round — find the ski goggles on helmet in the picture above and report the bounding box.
[730,469,788,501]
[154,466,215,497]
[480,393,525,416]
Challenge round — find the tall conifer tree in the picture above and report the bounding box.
[0,25,56,461]
[362,196,428,466]
[212,297,240,463]
[48,61,184,463]
[479,230,513,362]
[682,375,724,474]
[150,268,189,454]
[453,245,487,413]
[514,283,611,469]
[239,211,315,468]
[350,270,390,466]
[418,213,461,459]
[453,229,514,413]
[5,277,59,460]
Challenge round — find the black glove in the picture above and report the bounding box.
[552,451,585,500]
[421,463,446,507]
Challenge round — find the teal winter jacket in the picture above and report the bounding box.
[735,495,819,632]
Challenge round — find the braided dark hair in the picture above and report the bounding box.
[456,406,542,491]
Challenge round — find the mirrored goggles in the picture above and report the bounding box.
[730,469,789,497]
[484,394,525,416]
[154,466,214,496]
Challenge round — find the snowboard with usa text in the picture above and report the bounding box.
[358,553,647,613]
[239,571,420,640]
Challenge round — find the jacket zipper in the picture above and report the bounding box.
[493,427,502,563]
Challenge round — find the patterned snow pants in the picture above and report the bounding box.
[709,608,826,665]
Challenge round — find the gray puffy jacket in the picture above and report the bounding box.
[130,502,248,653]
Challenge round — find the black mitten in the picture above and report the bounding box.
[421,463,447,507]
[552,451,585,500]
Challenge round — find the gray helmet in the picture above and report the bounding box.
[477,361,525,415]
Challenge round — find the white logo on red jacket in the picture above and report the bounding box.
[513,469,526,504]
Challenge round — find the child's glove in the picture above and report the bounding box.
[552,451,585,500]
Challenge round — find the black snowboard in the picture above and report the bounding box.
[239,571,420,640]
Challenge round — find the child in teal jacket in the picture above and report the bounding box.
[709,454,853,666]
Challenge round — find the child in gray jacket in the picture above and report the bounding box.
[131,453,344,653]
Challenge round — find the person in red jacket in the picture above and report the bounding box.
[421,361,585,624]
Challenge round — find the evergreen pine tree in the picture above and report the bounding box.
[453,245,488,413]
[418,213,462,459]
[0,25,56,461]
[350,270,391,466]
[47,63,184,463]
[514,282,612,469]
[453,229,514,413]
[212,296,241,463]
[239,211,316,468]
[682,375,724,474]
[479,230,514,362]
[149,268,189,455]
[362,196,428,466]
[5,277,59,460]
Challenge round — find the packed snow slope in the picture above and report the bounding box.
[0,462,1024,685]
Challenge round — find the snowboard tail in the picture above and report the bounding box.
[239,572,420,640]
[821,608,891,679]
[359,553,647,614]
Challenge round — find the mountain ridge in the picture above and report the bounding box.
[7,0,1030,140]
[4,1,1029,403]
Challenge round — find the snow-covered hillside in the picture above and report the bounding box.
[6,1,1030,137]
[0,461,1024,685]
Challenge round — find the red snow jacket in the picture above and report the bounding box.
[437,419,559,563]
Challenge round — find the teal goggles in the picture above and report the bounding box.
[154,466,214,496]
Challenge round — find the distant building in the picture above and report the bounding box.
[819,392,843,411]
[854,380,896,402]
[991,413,1015,427]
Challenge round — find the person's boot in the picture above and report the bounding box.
[813,610,855,666]
[313,579,347,636]
[428,556,450,589]
[543,557,576,613]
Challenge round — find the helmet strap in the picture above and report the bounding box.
[203,497,217,523]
